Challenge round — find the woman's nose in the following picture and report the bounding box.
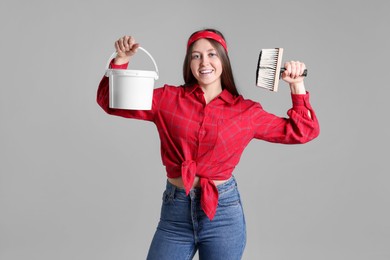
[201,56,209,65]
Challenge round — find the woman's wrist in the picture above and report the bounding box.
[289,82,306,94]
[113,56,130,65]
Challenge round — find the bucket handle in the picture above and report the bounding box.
[105,47,159,80]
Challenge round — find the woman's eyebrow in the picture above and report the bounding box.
[192,48,216,53]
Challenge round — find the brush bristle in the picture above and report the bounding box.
[256,48,283,92]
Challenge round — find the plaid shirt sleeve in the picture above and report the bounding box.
[251,92,320,144]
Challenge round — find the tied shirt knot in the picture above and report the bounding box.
[181,160,219,220]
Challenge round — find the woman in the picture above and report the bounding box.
[97,29,320,260]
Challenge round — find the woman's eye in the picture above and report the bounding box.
[209,53,217,57]
[191,54,200,59]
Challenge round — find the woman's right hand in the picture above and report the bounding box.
[114,36,140,65]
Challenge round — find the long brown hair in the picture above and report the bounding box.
[183,29,239,96]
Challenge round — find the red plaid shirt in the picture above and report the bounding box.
[97,63,320,220]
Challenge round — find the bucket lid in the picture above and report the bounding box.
[104,47,159,80]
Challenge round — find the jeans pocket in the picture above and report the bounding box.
[218,187,240,207]
[162,190,173,204]
[162,190,188,205]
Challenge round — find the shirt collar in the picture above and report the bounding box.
[184,84,236,105]
[218,88,236,104]
[184,84,202,95]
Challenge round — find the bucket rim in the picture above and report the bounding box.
[105,68,158,79]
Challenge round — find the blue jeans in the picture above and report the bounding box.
[147,176,246,260]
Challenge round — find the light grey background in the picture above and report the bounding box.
[1,0,389,259]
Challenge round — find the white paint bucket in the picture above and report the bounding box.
[105,47,159,110]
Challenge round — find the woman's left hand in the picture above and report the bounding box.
[281,61,307,94]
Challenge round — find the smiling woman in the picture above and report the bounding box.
[96,28,320,260]
[183,29,239,97]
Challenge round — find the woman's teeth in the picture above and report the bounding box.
[200,69,213,74]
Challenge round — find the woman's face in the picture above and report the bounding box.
[190,39,223,89]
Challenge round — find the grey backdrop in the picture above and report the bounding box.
[1,0,389,259]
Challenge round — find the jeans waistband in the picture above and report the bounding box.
[165,176,237,196]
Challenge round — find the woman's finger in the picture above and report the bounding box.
[123,36,130,51]
[291,61,298,79]
[130,43,140,54]
[121,36,128,52]
[299,62,306,76]
[128,36,135,51]
[283,61,291,77]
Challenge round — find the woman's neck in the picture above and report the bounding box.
[200,83,223,105]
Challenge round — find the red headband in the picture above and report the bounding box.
[187,31,228,52]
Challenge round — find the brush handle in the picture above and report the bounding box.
[280,68,308,77]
